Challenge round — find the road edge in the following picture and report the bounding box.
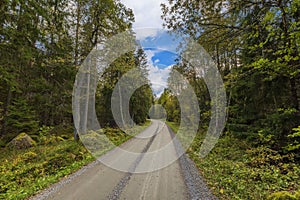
[166,125,218,200]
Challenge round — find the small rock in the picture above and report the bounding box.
[7,133,36,149]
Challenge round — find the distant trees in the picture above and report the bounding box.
[149,104,167,119]
[96,49,153,126]
[130,49,154,124]
[161,0,300,153]
[157,88,180,123]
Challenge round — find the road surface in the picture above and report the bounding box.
[31,120,216,200]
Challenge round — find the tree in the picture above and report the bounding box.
[158,88,180,123]
[0,0,136,142]
[161,0,300,151]
[96,49,153,127]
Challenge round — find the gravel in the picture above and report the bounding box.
[168,126,218,200]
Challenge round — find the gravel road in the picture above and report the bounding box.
[30,120,217,200]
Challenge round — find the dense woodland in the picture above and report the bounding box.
[0,0,153,143]
[160,0,300,157]
[0,0,299,199]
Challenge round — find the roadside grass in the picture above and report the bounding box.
[166,122,300,199]
[0,121,151,200]
[166,121,179,133]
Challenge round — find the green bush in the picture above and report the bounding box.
[285,126,300,155]
[187,131,299,199]
[5,99,39,138]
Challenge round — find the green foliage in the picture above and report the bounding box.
[158,89,180,123]
[255,109,299,149]
[4,99,39,141]
[38,126,54,136]
[97,50,153,127]
[130,50,154,124]
[267,191,299,200]
[0,139,93,200]
[285,126,300,154]
[169,122,299,199]
[0,0,135,139]
[130,85,153,124]
[190,131,300,200]
[161,0,300,162]
[0,122,150,200]
[0,1,141,198]
[0,139,5,148]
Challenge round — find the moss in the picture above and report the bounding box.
[7,133,36,149]
[23,151,38,161]
[267,191,298,200]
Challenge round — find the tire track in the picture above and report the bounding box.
[107,124,161,200]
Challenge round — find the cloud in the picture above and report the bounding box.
[120,0,168,29]
[148,65,171,97]
[139,30,184,53]
[119,0,184,50]
[135,28,160,40]
[144,49,172,96]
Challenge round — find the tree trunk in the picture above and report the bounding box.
[1,86,12,137]
[290,77,300,111]
[75,1,81,65]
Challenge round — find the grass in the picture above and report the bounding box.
[0,139,93,200]
[166,121,179,133]
[166,122,300,199]
[0,121,151,200]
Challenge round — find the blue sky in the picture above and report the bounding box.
[149,49,178,68]
[143,46,178,97]
[120,0,183,96]
[138,32,182,96]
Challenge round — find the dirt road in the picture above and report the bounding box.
[31,120,216,200]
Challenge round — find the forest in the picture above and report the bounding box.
[0,0,153,143]
[0,0,299,199]
[160,0,300,158]
[159,0,300,198]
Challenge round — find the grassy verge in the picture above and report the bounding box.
[0,121,151,200]
[166,122,300,199]
[166,121,179,133]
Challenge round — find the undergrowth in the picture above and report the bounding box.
[167,122,299,199]
[0,121,151,200]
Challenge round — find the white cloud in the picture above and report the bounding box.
[144,49,172,96]
[148,65,170,91]
[120,0,168,29]
[135,28,160,40]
